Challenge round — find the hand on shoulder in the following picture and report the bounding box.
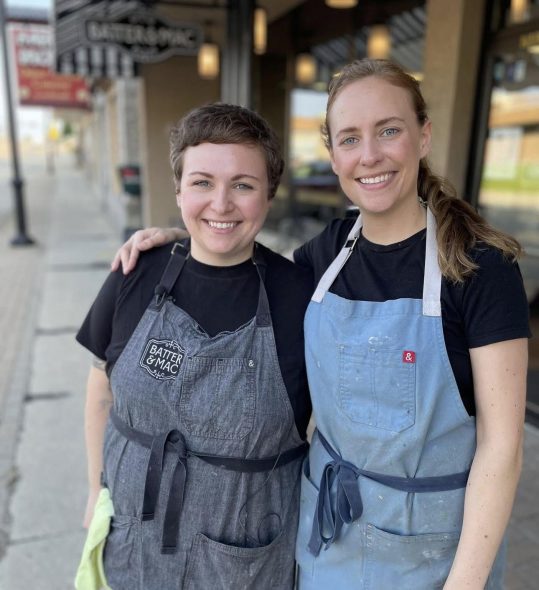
[111,227,187,274]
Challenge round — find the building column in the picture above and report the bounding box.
[221,0,254,106]
[422,0,488,196]
[115,78,144,236]
[116,78,142,167]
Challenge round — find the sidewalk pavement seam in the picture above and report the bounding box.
[9,528,84,546]
[0,162,53,560]
[0,257,45,558]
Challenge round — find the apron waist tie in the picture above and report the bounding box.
[110,410,308,554]
[307,429,470,557]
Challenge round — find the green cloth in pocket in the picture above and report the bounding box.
[74,487,114,590]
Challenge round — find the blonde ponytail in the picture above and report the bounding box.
[419,160,523,283]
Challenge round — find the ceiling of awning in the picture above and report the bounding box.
[54,0,426,79]
[311,4,426,75]
[55,0,307,32]
[54,0,308,77]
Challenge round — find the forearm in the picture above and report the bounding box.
[444,434,523,589]
[84,363,113,491]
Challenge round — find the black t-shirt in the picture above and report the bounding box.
[76,241,314,438]
[294,218,530,415]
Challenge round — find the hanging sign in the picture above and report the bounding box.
[10,22,90,109]
[55,1,203,78]
[83,10,202,63]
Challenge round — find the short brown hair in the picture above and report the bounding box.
[170,103,284,199]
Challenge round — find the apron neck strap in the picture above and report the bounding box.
[422,207,442,317]
[310,207,442,317]
[311,215,363,303]
[154,242,189,304]
[252,243,272,327]
[154,240,272,325]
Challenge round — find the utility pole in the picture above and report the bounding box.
[0,0,34,246]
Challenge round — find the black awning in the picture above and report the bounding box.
[54,0,202,79]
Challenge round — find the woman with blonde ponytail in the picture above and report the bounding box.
[113,59,529,590]
[293,59,529,589]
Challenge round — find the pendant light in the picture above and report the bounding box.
[198,22,219,80]
[367,25,391,60]
[198,43,219,80]
[254,7,267,55]
[295,53,317,85]
[325,0,358,8]
[510,0,529,23]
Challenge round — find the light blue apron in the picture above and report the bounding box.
[296,209,506,589]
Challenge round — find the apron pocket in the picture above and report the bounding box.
[103,515,141,588]
[339,346,416,432]
[364,523,460,590]
[180,356,256,440]
[184,532,285,590]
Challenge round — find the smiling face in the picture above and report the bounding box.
[176,142,271,266]
[328,76,431,227]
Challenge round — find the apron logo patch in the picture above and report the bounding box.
[403,350,416,363]
[140,339,184,380]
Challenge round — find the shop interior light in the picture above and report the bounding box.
[510,0,529,23]
[254,7,267,55]
[528,44,539,54]
[325,0,358,8]
[295,53,317,85]
[367,25,391,59]
[198,42,219,79]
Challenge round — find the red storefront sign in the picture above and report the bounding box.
[10,22,90,109]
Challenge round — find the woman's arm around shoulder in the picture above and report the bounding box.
[111,227,187,274]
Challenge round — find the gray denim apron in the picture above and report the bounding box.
[102,243,307,589]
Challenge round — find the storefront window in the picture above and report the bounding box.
[286,3,426,222]
[289,89,341,219]
[478,51,539,303]
[478,38,539,418]
[506,0,539,25]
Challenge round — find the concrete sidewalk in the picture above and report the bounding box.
[0,159,537,589]
[0,157,120,589]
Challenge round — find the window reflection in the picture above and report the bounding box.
[290,89,342,220]
[507,0,539,25]
[479,43,539,412]
[479,53,539,304]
